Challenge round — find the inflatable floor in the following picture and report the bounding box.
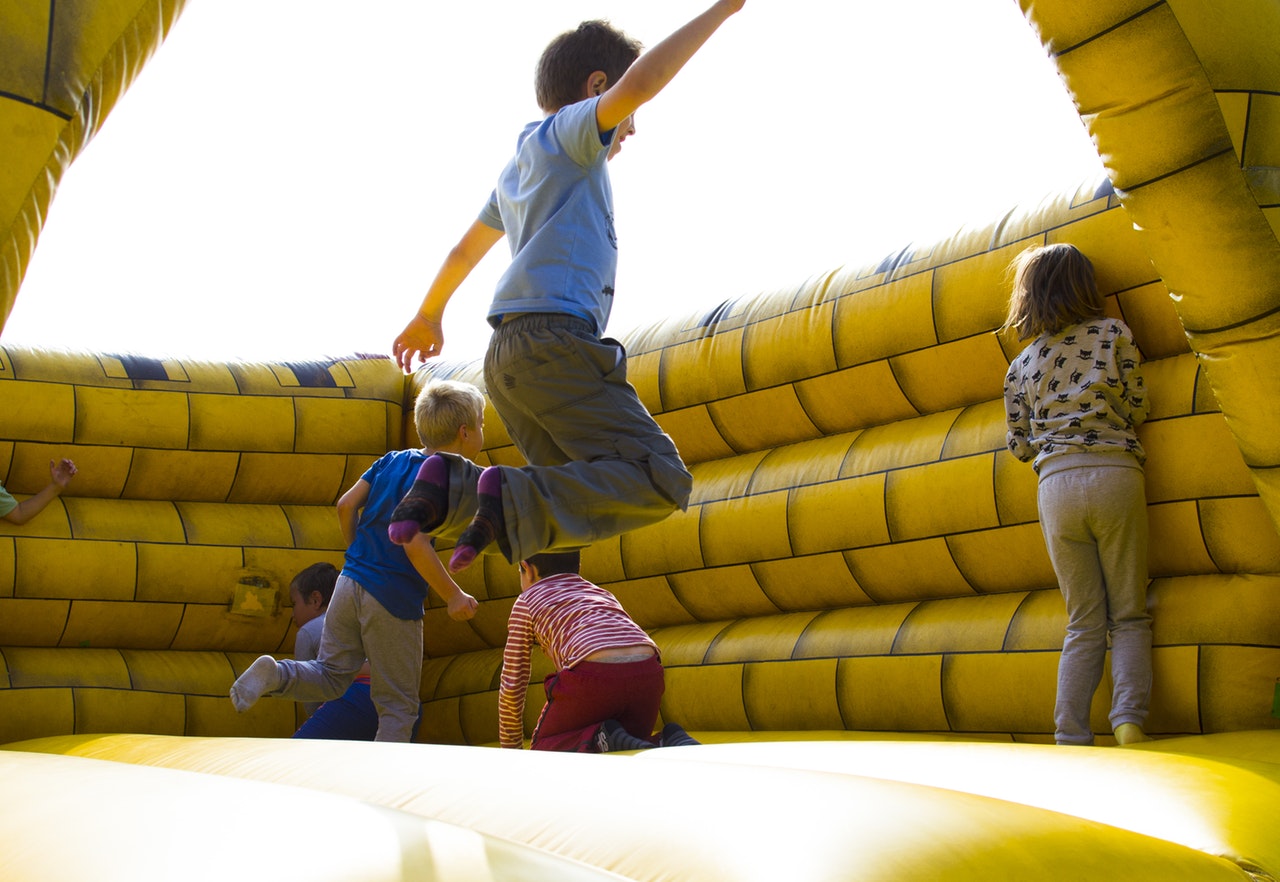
[2,1,1279,880]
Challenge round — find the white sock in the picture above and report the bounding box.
[230,655,281,712]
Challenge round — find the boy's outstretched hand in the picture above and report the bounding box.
[49,458,77,489]
[393,315,445,372]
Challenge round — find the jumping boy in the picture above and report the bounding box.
[499,550,698,752]
[388,2,746,572]
[230,380,484,742]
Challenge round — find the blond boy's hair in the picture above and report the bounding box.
[414,380,485,450]
[1001,243,1105,341]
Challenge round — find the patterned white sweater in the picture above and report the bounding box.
[1004,317,1148,475]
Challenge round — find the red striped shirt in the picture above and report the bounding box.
[498,572,657,749]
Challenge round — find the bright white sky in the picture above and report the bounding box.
[6,1,1105,363]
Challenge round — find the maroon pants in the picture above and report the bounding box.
[530,656,665,752]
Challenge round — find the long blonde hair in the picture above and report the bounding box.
[1001,243,1105,340]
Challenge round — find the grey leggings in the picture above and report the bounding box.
[1038,460,1152,745]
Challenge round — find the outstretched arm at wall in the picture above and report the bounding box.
[2,459,76,525]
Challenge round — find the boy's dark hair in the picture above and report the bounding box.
[535,20,643,113]
[526,550,581,578]
[292,561,339,609]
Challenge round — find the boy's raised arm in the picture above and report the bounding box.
[596,0,745,134]
[393,219,504,371]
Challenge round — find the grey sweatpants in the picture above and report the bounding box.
[435,313,693,562]
[272,575,423,742]
[1037,457,1152,745]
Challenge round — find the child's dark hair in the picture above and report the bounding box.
[1002,243,1106,340]
[525,550,581,578]
[535,20,643,113]
[292,561,339,609]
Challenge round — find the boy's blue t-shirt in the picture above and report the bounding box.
[0,483,15,518]
[341,448,431,620]
[480,95,619,334]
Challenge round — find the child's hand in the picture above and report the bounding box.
[49,458,77,490]
[447,592,479,621]
[392,315,446,372]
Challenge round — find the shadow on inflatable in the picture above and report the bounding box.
[1,1,1279,880]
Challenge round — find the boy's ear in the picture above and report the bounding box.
[585,71,607,98]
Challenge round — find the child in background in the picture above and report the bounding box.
[286,561,393,740]
[288,561,341,719]
[1,458,77,525]
[499,550,698,752]
[388,2,746,572]
[1002,243,1153,747]
[230,381,485,742]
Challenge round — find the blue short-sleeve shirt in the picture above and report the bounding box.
[341,449,432,620]
[481,96,619,334]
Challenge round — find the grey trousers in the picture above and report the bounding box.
[437,313,693,562]
[1038,458,1152,745]
[272,575,423,742]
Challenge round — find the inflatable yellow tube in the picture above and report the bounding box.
[1,0,186,327]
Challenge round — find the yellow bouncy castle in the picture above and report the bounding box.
[2,1,1279,880]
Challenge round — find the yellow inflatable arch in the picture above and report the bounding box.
[2,1,1280,880]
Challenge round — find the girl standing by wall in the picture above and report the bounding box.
[1003,243,1153,746]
